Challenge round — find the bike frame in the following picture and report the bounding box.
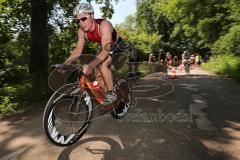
[77,73,104,103]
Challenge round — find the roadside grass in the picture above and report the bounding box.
[202,54,240,81]
[114,62,151,78]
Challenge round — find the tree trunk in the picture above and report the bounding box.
[29,0,48,84]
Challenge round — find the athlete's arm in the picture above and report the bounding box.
[64,28,85,65]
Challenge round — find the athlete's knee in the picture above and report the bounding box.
[99,62,110,72]
[100,56,111,67]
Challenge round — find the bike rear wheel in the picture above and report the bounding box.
[125,72,141,88]
[112,79,131,119]
[43,84,93,146]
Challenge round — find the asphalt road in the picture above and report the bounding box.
[1,67,240,160]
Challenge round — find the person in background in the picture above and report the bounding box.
[190,54,195,67]
[173,55,178,69]
[166,52,173,67]
[159,51,166,65]
[148,53,156,65]
[195,54,201,65]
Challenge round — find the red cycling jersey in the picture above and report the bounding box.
[84,19,117,45]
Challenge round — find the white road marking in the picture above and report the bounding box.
[189,94,217,132]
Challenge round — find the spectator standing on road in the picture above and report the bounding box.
[166,52,173,66]
[159,51,166,65]
[190,54,195,66]
[195,54,201,65]
[148,53,155,65]
[173,55,178,69]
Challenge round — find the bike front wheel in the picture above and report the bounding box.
[43,84,93,146]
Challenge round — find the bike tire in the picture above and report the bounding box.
[43,84,93,147]
[112,79,131,119]
[125,72,141,88]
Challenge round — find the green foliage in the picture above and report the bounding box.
[161,0,232,49]
[203,54,240,81]
[114,64,128,78]
[0,96,18,114]
[114,63,151,78]
[129,31,161,54]
[211,25,240,55]
[116,9,162,59]
[0,79,51,114]
[0,0,31,33]
[0,86,18,114]
[229,0,240,21]
[0,83,32,114]
[136,0,156,34]
[138,63,151,75]
[117,15,136,31]
[116,25,161,55]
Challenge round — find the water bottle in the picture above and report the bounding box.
[92,80,105,103]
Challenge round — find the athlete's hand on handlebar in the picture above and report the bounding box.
[52,63,74,74]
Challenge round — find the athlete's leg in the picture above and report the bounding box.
[95,68,107,91]
[98,56,117,105]
[99,56,113,91]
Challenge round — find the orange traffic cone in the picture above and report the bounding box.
[169,68,177,79]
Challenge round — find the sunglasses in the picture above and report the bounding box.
[76,15,90,23]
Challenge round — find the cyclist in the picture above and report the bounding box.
[166,52,173,66]
[64,2,121,106]
[148,53,155,65]
[190,54,195,66]
[173,55,178,69]
[182,51,190,72]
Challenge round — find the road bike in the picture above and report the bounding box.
[42,54,132,146]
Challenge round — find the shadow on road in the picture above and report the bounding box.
[57,137,124,160]
[0,108,45,159]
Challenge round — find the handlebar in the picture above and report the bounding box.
[51,64,84,76]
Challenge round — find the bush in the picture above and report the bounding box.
[0,92,19,115]
[0,82,39,115]
[114,63,152,78]
[138,63,151,75]
[203,54,240,81]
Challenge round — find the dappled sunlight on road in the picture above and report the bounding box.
[200,121,240,160]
